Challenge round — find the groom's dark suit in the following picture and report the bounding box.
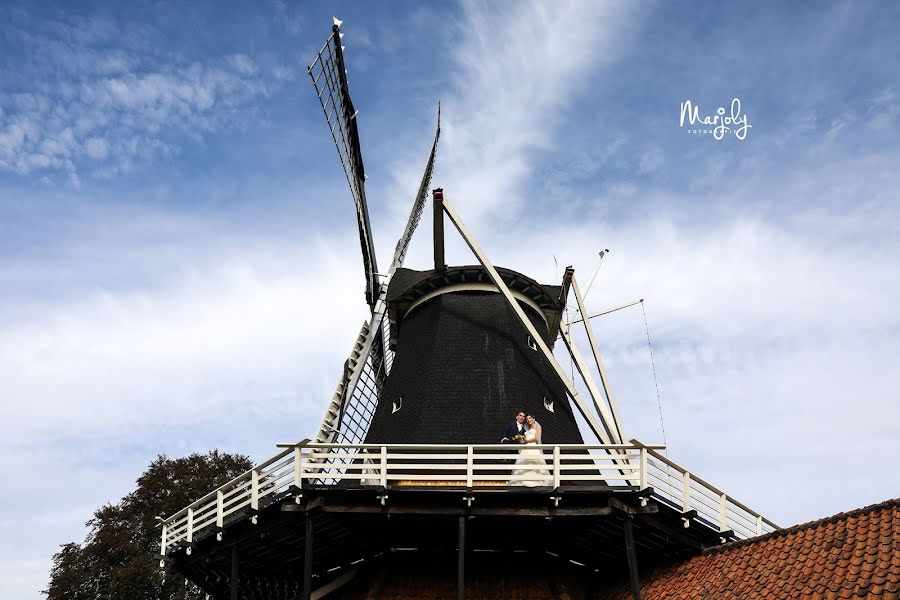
[501,421,526,443]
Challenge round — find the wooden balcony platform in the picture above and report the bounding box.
[160,442,778,600]
[168,484,714,600]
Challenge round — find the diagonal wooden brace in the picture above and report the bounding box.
[440,197,610,445]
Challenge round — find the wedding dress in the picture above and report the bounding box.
[509,428,550,487]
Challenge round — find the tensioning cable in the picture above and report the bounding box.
[641,299,667,449]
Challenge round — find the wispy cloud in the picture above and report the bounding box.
[433,0,639,222]
[272,0,304,37]
[0,14,274,184]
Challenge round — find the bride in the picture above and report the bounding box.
[509,414,550,487]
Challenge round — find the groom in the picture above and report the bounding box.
[500,409,527,443]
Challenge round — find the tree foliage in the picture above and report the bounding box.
[45,450,252,599]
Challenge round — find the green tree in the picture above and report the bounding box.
[45,450,252,600]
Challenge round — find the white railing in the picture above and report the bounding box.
[634,440,779,539]
[159,440,777,556]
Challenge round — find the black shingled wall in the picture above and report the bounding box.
[364,291,586,445]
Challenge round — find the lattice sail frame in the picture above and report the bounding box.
[308,24,379,309]
[324,118,439,447]
[308,20,441,448]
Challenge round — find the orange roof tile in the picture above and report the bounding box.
[597,498,900,600]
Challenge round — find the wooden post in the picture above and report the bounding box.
[681,471,691,513]
[294,446,303,489]
[186,508,194,545]
[553,446,561,489]
[217,491,224,530]
[230,546,240,600]
[251,470,260,511]
[639,447,647,489]
[719,493,728,532]
[466,446,473,488]
[457,515,466,600]
[303,515,314,600]
[623,516,642,600]
[433,188,445,270]
[160,522,168,558]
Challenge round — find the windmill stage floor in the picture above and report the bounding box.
[169,485,731,600]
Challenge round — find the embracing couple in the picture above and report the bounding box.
[500,409,541,445]
[500,409,549,487]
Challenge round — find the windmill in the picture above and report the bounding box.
[308,18,626,454]
[156,19,778,600]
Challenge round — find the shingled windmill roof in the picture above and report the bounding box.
[597,497,900,599]
[386,265,566,348]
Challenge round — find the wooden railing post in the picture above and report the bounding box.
[251,469,260,511]
[186,507,194,545]
[681,471,691,512]
[160,522,168,558]
[639,447,648,489]
[216,491,224,530]
[380,446,388,488]
[294,446,303,489]
[719,493,728,532]
[756,515,763,536]
[553,446,561,489]
[466,446,474,488]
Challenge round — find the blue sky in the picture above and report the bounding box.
[2,1,899,598]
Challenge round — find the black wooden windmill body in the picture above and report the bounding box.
[159,19,778,600]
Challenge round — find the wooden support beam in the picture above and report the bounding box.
[230,546,240,600]
[280,497,325,512]
[302,516,314,600]
[311,569,359,600]
[623,517,642,600]
[608,497,658,515]
[457,515,466,600]
[320,505,619,517]
[637,513,705,551]
[433,188,445,270]
[440,196,610,445]
[570,277,626,443]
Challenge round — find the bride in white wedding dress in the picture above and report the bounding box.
[509,414,551,487]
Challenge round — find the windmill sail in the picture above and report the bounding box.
[390,104,441,272]
[308,23,380,309]
[310,102,441,446]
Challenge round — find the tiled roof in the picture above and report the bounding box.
[596,497,900,599]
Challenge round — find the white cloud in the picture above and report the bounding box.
[638,148,664,173]
[272,65,296,81]
[0,21,274,183]
[272,0,304,36]
[0,222,372,599]
[83,136,107,159]
[0,235,367,443]
[226,53,259,76]
[421,0,637,225]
